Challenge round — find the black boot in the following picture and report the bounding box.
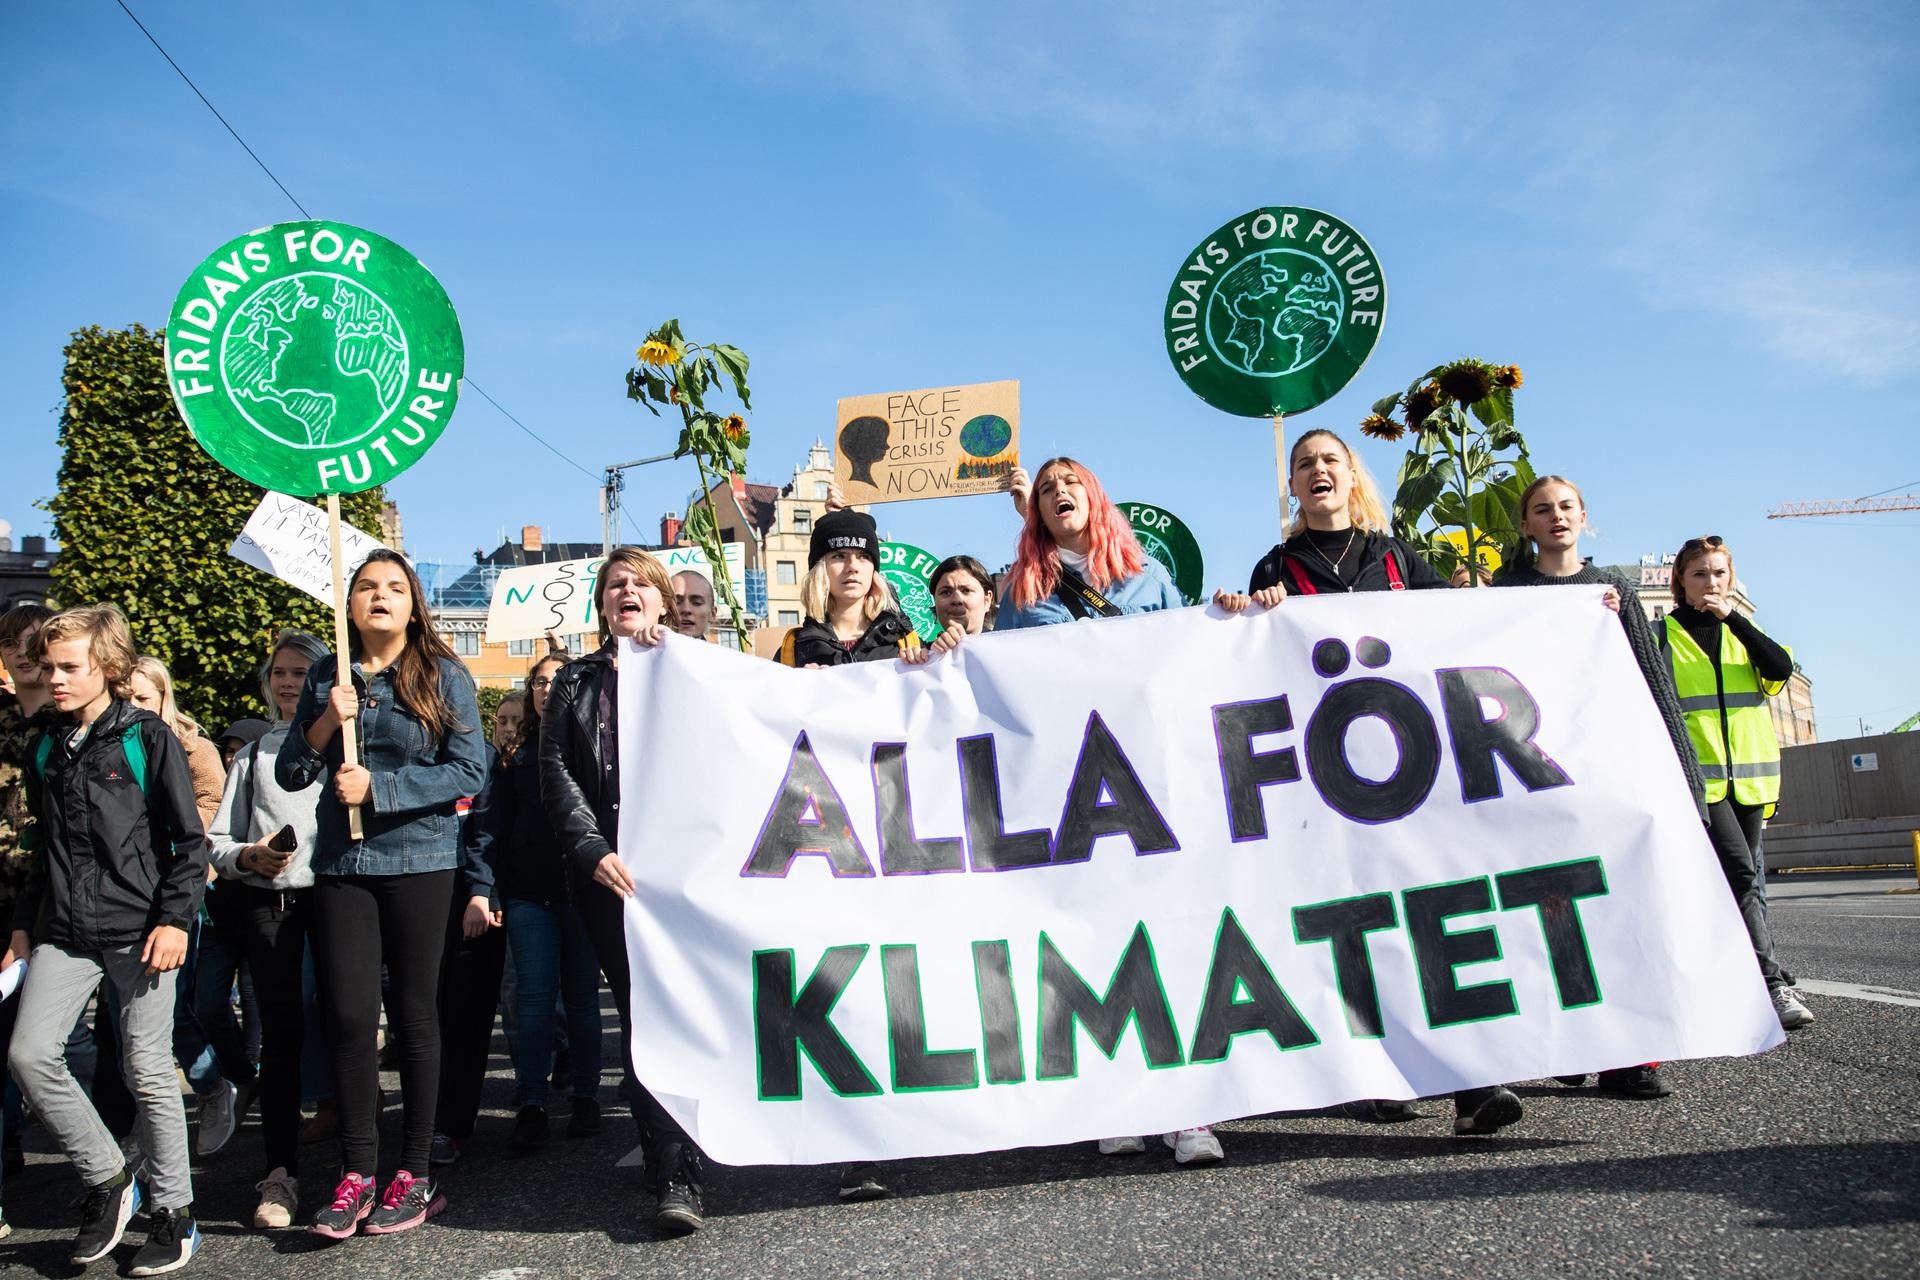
[653,1143,705,1235]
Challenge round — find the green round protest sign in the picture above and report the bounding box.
[1122,501,1204,605]
[1164,207,1385,418]
[164,220,464,495]
[879,541,941,642]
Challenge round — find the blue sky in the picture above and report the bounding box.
[3,0,1916,736]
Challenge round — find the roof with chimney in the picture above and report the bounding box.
[706,475,780,539]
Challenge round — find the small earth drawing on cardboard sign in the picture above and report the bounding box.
[1205,248,1344,378]
[223,274,409,448]
[958,414,1012,459]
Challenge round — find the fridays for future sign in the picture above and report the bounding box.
[1164,208,1385,418]
[834,380,1019,506]
[164,220,464,495]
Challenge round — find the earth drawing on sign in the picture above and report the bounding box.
[958,414,1012,459]
[1205,248,1344,378]
[222,273,409,448]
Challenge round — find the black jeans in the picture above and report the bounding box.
[1705,798,1787,989]
[573,872,691,1175]
[314,870,454,1177]
[234,882,316,1175]
[434,886,506,1141]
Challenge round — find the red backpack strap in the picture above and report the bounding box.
[1383,546,1406,591]
[1284,556,1317,596]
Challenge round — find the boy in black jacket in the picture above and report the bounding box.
[4,606,208,1274]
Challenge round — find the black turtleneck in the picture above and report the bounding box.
[1667,603,1793,683]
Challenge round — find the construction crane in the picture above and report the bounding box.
[1767,494,1920,519]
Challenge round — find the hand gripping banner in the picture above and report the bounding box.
[615,588,1781,1165]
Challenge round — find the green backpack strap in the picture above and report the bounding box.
[121,725,150,797]
[26,723,148,796]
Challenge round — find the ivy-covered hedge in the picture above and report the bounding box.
[47,324,386,729]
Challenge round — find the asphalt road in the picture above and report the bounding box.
[2,871,1914,1279]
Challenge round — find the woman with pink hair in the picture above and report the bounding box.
[945,458,1217,1164]
[993,457,1183,630]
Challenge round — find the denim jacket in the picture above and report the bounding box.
[276,654,487,876]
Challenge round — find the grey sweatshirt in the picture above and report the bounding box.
[208,723,320,889]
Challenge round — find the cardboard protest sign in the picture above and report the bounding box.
[878,542,941,641]
[484,544,748,644]
[834,380,1018,505]
[615,589,1780,1165]
[228,492,391,607]
[1164,208,1384,419]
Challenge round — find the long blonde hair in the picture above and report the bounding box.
[1285,430,1391,537]
[132,654,203,743]
[801,555,896,624]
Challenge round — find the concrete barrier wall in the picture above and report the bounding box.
[1764,816,1919,871]
[1777,732,1920,825]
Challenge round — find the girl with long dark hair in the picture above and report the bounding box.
[277,550,487,1238]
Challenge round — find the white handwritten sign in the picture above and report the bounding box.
[484,544,749,643]
[228,492,390,607]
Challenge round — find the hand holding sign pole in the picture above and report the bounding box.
[1165,209,1385,525]
[166,221,464,840]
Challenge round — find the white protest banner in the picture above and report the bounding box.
[228,492,390,607]
[616,588,1781,1166]
[484,544,748,643]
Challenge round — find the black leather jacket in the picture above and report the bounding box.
[538,646,618,881]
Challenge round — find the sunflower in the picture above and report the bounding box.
[1402,382,1444,432]
[636,339,679,368]
[1437,359,1495,405]
[1494,364,1524,389]
[723,414,748,442]
[1359,414,1405,441]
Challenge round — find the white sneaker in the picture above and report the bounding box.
[253,1167,299,1229]
[1096,1135,1146,1156]
[1772,986,1815,1029]
[1164,1127,1225,1165]
[196,1079,239,1157]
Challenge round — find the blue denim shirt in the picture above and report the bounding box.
[275,654,488,877]
[995,558,1185,630]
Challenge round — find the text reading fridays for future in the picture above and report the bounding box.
[166,226,457,493]
[1167,211,1382,375]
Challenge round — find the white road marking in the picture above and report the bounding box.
[1795,978,1920,1008]
[1774,911,1920,919]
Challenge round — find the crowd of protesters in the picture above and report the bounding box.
[0,432,1808,1270]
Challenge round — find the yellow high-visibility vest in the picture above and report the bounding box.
[1664,614,1789,815]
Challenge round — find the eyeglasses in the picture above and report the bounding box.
[528,677,553,690]
[1681,535,1723,549]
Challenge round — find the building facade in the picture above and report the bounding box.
[0,521,58,610]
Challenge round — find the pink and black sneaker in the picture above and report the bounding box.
[362,1170,447,1234]
[308,1172,376,1239]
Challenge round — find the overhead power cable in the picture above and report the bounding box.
[113,0,601,488]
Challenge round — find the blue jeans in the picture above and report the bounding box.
[503,897,601,1108]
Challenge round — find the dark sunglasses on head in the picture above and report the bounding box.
[1681,535,1723,550]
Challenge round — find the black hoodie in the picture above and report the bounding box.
[15,698,208,950]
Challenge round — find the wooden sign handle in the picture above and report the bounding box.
[1271,412,1288,529]
[326,493,365,842]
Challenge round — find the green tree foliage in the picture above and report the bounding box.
[46,324,385,729]
[476,684,510,745]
